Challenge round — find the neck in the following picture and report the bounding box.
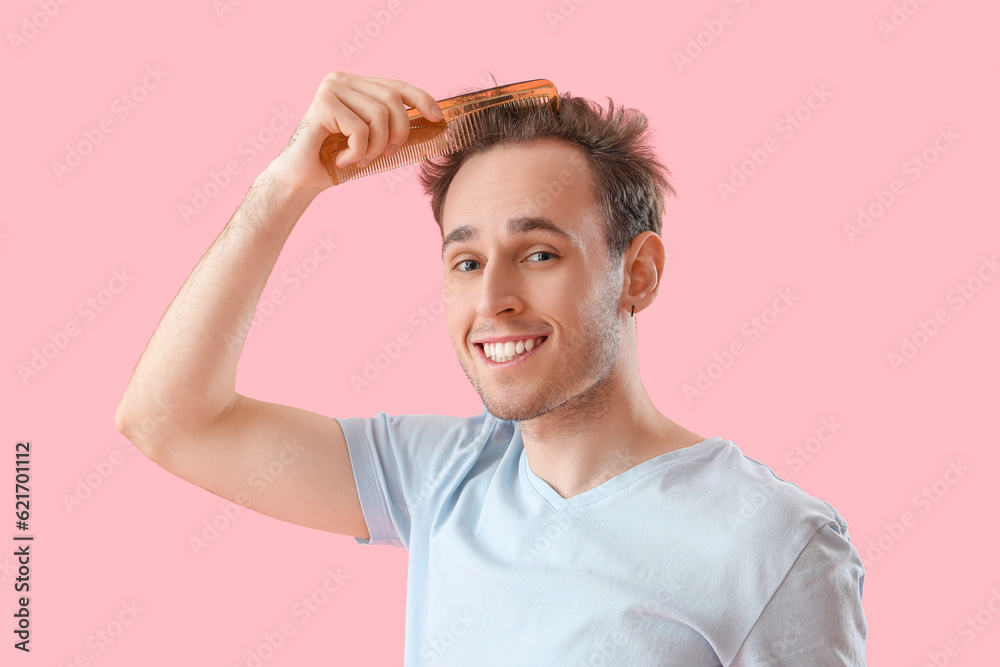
[517,351,701,499]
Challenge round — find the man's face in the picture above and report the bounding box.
[440,139,625,423]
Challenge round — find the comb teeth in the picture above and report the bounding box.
[319,80,559,186]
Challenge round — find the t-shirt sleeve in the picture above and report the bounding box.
[335,410,491,551]
[730,521,868,666]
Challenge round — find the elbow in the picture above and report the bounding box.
[114,387,137,436]
[114,396,141,441]
[114,404,130,437]
[114,390,174,448]
[114,404,161,460]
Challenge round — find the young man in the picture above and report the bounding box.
[115,71,867,665]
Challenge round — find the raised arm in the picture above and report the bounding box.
[114,72,444,538]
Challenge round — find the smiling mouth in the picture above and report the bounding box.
[476,336,548,367]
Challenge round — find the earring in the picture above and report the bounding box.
[630,304,634,317]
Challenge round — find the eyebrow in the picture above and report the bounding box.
[441,215,580,260]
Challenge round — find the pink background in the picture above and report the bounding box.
[3,0,998,664]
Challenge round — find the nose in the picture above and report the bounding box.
[475,260,524,318]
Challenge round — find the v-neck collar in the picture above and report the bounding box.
[516,427,726,513]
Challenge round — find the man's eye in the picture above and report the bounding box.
[453,252,557,273]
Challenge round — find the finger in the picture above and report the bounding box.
[330,79,404,161]
[321,83,394,166]
[315,84,376,167]
[343,78,414,157]
[360,75,444,123]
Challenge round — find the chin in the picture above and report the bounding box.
[481,391,551,422]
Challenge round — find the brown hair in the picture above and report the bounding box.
[417,82,677,264]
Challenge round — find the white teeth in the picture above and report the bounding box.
[482,337,544,362]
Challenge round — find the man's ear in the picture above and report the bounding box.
[621,232,666,315]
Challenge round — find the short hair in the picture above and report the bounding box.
[417,79,676,264]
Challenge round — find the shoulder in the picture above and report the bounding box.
[660,438,853,604]
[334,406,513,549]
[337,404,500,455]
[335,405,513,490]
[656,439,859,659]
[693,438,848,536]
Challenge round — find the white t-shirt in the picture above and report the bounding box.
[336,405,867,666]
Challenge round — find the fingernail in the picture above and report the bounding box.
[432,103,445,118]
[358,157,372,169]
[385,143,400,158]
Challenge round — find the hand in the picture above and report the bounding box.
[265,71,444,195]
